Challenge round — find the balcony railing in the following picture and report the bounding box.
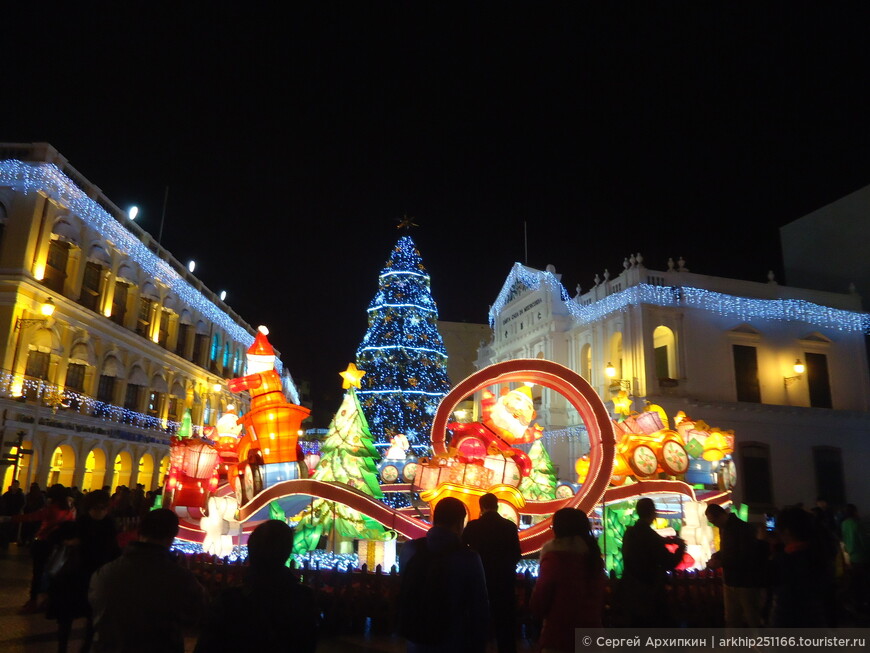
[0,369,196,438]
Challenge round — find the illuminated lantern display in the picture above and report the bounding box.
[228,326,310,505]
[357,535,397,571]
[519,440,558,501]
[214,404,243,455]
[200,495,241,557]
[165,434,220,509]
[292,365,390,554]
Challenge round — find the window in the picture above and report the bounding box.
[158,309,171,347]
[96,375,116,403]
[79,262,103,312]
[111,281,128,325]
[732,344,761,403]
[739,442,773,506]
[176,324,191,357]
[24,350,50,380]
[168,397,180,422]
[813,446,845,506]
[806,352,833,409]
[580,343,592,381]
[124,384,143,411]
[147,391,164,418]
[192,333,208,366]
[43,240,70,293]
[23,350,50,400]
[210,334,221,364]
[65,363,86,392]
[136,297,152,336]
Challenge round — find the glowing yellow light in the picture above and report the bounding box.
[33,263,46,281]
[339,363,366,389]
[793,359,805,375]
[605,362,616,378]
[264,448,270,455]
[40,297,56,316]
[10,379,24,397]
[270,433,276,439]
[151,332,160,343]
[103,307,112,317]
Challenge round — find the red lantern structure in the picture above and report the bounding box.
[165,436,220,509]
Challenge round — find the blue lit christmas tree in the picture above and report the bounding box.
[356,235,451,456]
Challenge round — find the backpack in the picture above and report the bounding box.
[397,537,459,646]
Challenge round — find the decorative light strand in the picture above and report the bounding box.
[0,161,267,357]
[356,236,450,454]
[490,261,870,333]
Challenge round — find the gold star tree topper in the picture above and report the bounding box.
[340,363,366,389]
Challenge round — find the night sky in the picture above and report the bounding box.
[5,4,870,425]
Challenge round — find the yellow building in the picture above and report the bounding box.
[0,143,264,492]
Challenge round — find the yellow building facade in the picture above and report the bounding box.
[0,143,261,492]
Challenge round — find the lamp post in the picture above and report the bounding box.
[10,297,56,397]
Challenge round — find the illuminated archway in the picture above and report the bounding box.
[82,448,107,492]
[653,325,677,380]
[137,453,155,490]
[111,451,133,491]
[1,442,35,490]
[431,359,615,553]
[46,444,76,487]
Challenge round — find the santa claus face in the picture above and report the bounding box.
[490,390,536,440]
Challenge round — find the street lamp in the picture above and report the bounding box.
[784,359,805,387]
[11,297,57,397]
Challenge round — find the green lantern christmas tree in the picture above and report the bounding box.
[519,440,558,501]
[177,409,193,439]
[293,364,388,554]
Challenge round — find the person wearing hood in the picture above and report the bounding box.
[530,508,605,653]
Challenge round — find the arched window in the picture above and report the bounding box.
[653,325,677,381]
[608,332,624,380]
[210,333,221,362]
[580,343,592,381]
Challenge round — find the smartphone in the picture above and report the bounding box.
[765,513,775,532]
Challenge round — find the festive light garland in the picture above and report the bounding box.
[490,262,870,333]
[0,370,181,435]
[0,160,281,365]
[356,236,450,453]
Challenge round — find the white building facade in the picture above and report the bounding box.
[476,258,870,514]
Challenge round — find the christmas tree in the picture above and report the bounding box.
[356,235,451,456]
[519,440,558,501]
[293,365,388,553]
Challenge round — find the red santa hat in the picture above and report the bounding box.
[246,325,275,373]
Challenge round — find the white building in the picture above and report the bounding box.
[476,257,870,514]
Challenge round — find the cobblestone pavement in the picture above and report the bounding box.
[0,543,531,652]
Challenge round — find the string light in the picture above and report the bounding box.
[0,370,183,436]
[356,236,450,454]
[490,262,870,333]
[0,161,264,357]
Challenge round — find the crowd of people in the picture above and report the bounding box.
[1,479,867,653]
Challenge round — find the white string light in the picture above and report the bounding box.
[490,262,870,333]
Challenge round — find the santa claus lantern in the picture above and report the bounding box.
[228,326,311,466]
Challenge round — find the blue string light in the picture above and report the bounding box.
[0,160,280,366]
[356,236,450,455]
[491,262,870,333]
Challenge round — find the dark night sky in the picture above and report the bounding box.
[5,4,870,425]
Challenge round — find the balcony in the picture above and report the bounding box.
[0,369,199,445]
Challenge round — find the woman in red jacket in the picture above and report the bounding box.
[1,484,75,612]
[530,508,605,652]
